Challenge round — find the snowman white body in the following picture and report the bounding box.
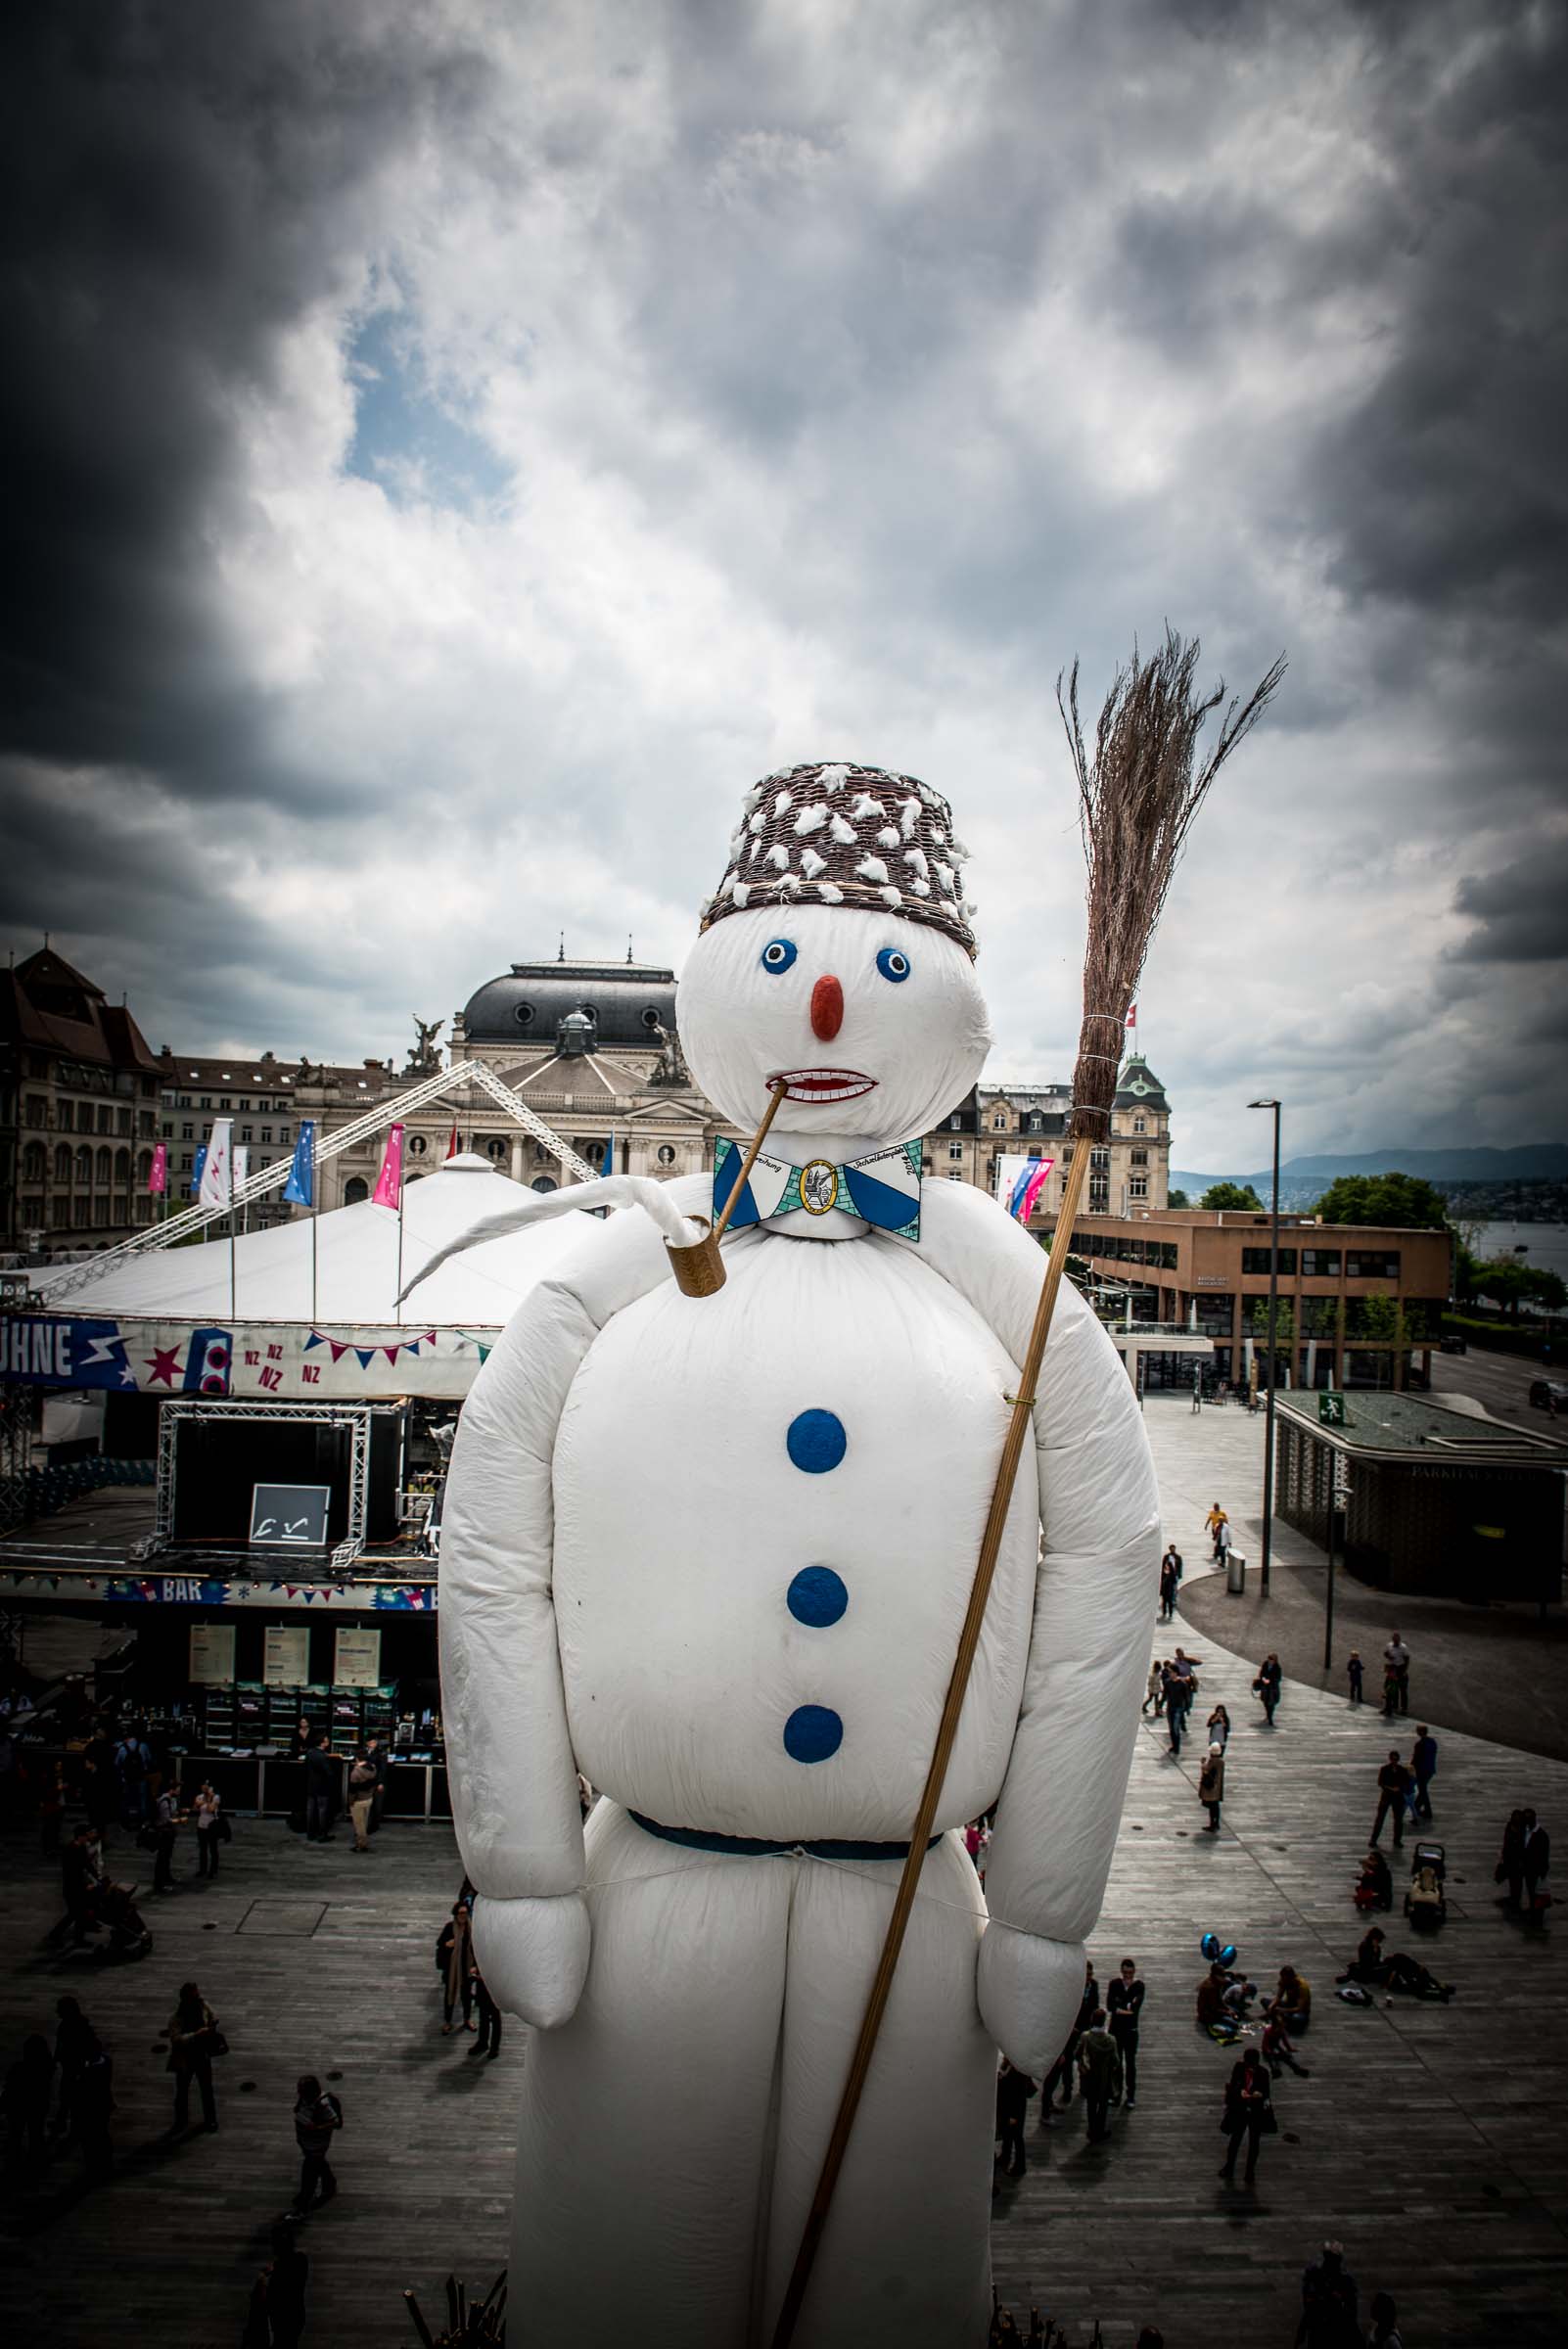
[441,899,1159,2346]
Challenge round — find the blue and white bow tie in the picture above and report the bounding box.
[714,1136,922,1239]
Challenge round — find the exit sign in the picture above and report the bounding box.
[1318,1392,1347,1426]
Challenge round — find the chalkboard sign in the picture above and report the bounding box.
[249,1482,331,1549]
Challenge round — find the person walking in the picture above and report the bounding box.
[302,1733,337,1844]
[993,2057,1035,2180]
[165,1981,221,2135]
[1498,1810,1528,1911]
[1297,2242,1359,2346]
[471,1958,503,2062]
[1206,1702,1231,1750]
[1076,2008,1122,2143]
[1218,2047,1275,2184]
[256,2222,309,2349]
[1371,1750,1410,1848]
[1039,1958,1097,2120]
[115,1724,152,1827]
[1382,1631,1410,1716]
[291,2075,344,2213]
[192,1779,222,1877]
[360,1731,391,1833]
[1409,1727,1437,1822]
[1523,1810,1550,1914]
[1206,1502,1229,1561]
[1141,1659,1166,1718]
[58,1822,102,1946]
[1347,1650,1364,1705]
[437,1902,475,2034]
[1159,1544,1182,1622]
[1198,1742,1225,1832]
[1191,1375,1203,1412]
[347,1750,378,1853]
[150,1777,180,1894]
[1106,1958,1145,2109]
[1254,1652,1283,1727]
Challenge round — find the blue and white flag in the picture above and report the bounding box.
[282,1120,316,1209]
[189,1145,207,1198]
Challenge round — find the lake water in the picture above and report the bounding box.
[1467,1220,1568,1280]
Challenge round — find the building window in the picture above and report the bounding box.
[117,1107,131,1134]
[260,1128,272,1144]
[946,1171,964,1181]
[992,1113,1007,1131]
[219,1096,231,1110]
[240,1126,253,1142]
[1132,1115,1146,1133]
[278,1128,290,1145]
[947,1114,962,1130]
[1347,1251,1401,1280]
[74,1145,92,1183]
[54,1144,70,1180]
[344,1176,370,1205]
[1130,1175,1148,1200]
[58,1102,74,1131]
[1241,1248,1298,1275]
[407,1133,427,1156]
[486,1137,508,1161]
[1130,1148,1148,1167]
[24,1096,47,1128]
[1090,1146,1110,1170]
[949,1142,964,1162]
[179,1094,192,1108]
[23,1141,44,1180]
[180,1123,193,1141]
[96,1104,113,1133]
[1301,1249,1341,1277]
[200,1096,211,1110]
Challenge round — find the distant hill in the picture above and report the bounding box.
[1174,1144,1568,1198]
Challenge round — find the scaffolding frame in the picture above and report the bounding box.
[36,1059,593,1308]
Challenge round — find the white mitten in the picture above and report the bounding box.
[976,1922,1085,2075]
[471,1891,591,2029]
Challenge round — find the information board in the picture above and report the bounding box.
[263,1625,310,1686]
[188,1624,236,1684]
[249,1482,331,1548]
[334,1628,383,1687]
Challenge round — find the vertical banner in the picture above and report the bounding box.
[149,1142,167,1195]
[372,1124,405,1211]
[199,1119,234,1208]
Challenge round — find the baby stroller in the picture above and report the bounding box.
[1404,1841,1447,1930]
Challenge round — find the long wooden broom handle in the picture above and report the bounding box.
[768,1137,1096,2349]
[711,1081,788,1243]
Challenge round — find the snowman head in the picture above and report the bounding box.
[679,762,992,1145]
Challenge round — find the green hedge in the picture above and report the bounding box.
[1442,1311,1564,1361]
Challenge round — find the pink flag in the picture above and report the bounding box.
[148,1142,167,1195]
[1019,1156,1055,1221]
[372,1123,405,1211]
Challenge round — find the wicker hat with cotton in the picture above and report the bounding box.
[699,760,978,957]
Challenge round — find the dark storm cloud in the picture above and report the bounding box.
[1451,838,1568,966]
[1308,3,1568,628]
[0,3,484,807]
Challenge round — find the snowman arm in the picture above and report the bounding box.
[439,1276,597,1906]
[986,1273,1159,1938]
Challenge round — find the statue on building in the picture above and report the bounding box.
[645,1015,690,1089]
[408,1015,445,1074]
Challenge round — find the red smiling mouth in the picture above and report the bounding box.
[768,1069,879,1104]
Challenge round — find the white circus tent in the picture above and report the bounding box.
[44,1155,594,1329]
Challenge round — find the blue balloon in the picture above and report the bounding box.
[1200,1932,1220,1961]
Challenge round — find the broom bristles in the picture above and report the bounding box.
[1057,625,1284,1138]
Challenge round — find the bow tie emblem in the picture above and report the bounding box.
[714,1137,922,1238]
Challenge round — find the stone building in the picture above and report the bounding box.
[0,948,162,1251]
[927,1055,1172,1215]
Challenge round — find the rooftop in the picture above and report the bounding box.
[1275,1388,1568,1464]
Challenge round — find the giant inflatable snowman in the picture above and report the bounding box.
[440,760,1159,2346]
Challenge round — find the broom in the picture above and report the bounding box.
[768,627,1284,2347]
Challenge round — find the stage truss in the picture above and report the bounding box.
[37,1058,594,1308]
[142,1395,407,1572]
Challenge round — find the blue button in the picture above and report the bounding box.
[787,1567,849,1627]
[783,1705,844,1764]
[786,1409,847,1473]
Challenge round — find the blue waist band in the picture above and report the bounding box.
[628,1811,943,1863]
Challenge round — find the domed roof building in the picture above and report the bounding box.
[459,957,678,1051]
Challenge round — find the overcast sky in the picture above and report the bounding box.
[4,0,1564,1171]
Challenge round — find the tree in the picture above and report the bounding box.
[1474,1260,1533,1318]
[1168,1188,1189,1207]
[1201,1181,1264,1211]
[1311,1171,1450,1229]
[1525,1266,1567,1313]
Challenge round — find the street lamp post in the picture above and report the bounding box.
[1248,1096,1282,1598]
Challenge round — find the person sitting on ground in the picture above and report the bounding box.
[1354,1847,1394,1912]
[1196,1962,1240,2042]
[1366,2288,1404,2347]
[1268,1965,1312,2033]
[1336,1926,1453,2001]
[1261,2008,1309,2080]
[1222,1975,1259,2023]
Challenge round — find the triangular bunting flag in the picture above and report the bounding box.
[354,1348,375,1368]
[304,1331,325,1352]
[328,1341,349,1364]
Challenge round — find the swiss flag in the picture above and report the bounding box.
[1125,1004,1137,1030]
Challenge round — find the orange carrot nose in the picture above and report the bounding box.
[810,975,844,1041]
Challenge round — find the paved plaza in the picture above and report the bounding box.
[2,1381,1564,2344]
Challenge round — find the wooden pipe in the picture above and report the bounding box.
[665,1079,787,1297]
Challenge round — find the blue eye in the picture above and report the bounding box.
[761,939,797,973]
[876,945,911,984]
